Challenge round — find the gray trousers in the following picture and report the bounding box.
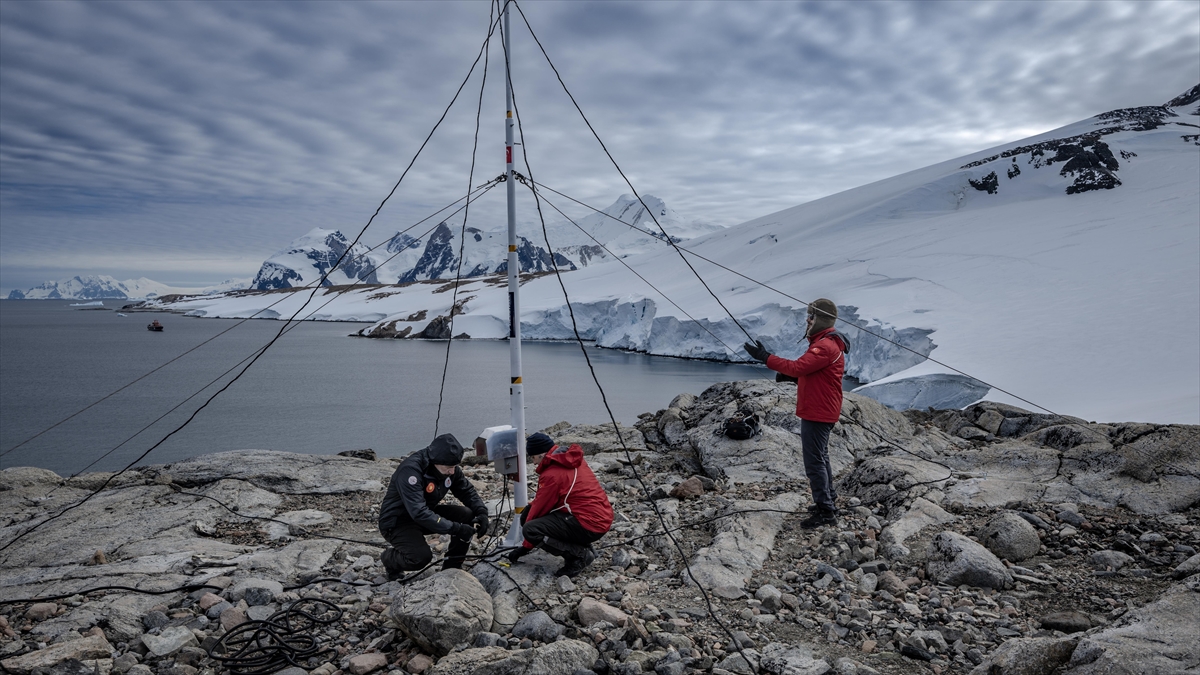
[800,419,838,511]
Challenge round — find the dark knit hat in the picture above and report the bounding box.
[526,433,555,456]
[807,298,838,336]
[427,433,465,465]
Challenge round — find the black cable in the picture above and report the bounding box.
[511,2,753,344]
[436,2,496,435]
[0,19,504,555]
[502,25,761,672]
[207,598,342,675]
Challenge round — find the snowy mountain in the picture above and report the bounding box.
[250,195,720,290]
[160,85,1200,424]
[8,275,182,300]
[7,275,251,300]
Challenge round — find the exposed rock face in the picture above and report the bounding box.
[926,532,1013,590]
[967,636,1079,675]
[388,569,494,656]
[1060,575,1200,675]
[1,634,113,675]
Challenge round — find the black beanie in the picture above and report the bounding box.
[526,433,555,456]
[427,434,465,465]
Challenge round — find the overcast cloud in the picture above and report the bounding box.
[1,0,1196,291]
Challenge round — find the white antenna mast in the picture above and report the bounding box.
[502,0,529,548]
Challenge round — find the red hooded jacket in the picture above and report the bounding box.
[766,328,849,424]
[522,443,613,548]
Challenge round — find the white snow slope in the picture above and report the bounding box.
[161,90,1200,424]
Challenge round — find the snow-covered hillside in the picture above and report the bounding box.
[160,85,1200,424]
[249,195,719,290]
[5,275,244,300]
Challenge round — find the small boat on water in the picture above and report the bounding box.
[147,320,164,332]
[116,313,127,317]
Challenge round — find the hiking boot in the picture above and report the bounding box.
[554,546,597,578]
[800,509,838,529]
[381,548,404,581]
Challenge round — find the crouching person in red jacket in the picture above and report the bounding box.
[745,298,850,529]
[506,433,613,577]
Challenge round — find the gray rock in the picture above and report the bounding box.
[142,610,170,631]
[1172,553,1200,579]
[261,509,333,540]
[127,666,152,675]
[512,611,561,643]
[472,632,506,648]
[686,493,802,594]
[857,573,877,594]
[977,513,1041,562]
[1089,550,1134,571]
[612,549,632,570]
[968,636,1078,675]
[141,626,198,657]
[878,498,956,560]
[427,640,598,675]
[758,642,831,675]
[577,598,629,627]
[227,578,284,604]
[205,601,232,619]
[26,603,59,621]
[165,450,387,494]
[1041,611,1091,633]
[926,531,1013,589]
[1061,576,1200,674]
[557,576,577,593]
[0,634,114,675]
[242,586,275,607]
[538,422,647,455]
[388,568,493,657]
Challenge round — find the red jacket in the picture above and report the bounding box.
[522,444,613,548]
[766,328,849,424]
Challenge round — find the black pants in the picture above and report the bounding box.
[381,504,474,571]
[800,419,838,512]
[522,511,604,559]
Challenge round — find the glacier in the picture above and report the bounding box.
[153,85,1200,424]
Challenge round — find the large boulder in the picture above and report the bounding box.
[759,642,832,675]
[926,531,1013,589]
[976,512,1041,562]
[1060,575,1200,674]
[388,569,494,656]
[427,640,598,675]
[968,636,1079,675]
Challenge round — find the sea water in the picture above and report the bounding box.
[0,300,767,476]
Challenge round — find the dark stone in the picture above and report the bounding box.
[48,660,94,675]
[142,611,170,631]
[243,587,275,607]
[900,644,936,661]
[968,172,999,194]
[337,449,376,461]
[512,611,561,643]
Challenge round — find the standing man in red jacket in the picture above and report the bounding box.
[745,298,850,528]
[506,433,614,577]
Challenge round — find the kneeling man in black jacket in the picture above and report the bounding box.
[378,434,489,578]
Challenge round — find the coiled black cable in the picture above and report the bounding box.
[207,598,342,675]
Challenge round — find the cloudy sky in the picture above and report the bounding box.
[1,0,1197,293]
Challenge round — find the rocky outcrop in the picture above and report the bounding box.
[2,384,1198,675]
[388,569,494,656]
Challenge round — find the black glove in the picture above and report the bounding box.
[775,372,797,383]
[451,522,476,540]
[507,546,531,564]
[474,514,490,538]
[744,339,771,363]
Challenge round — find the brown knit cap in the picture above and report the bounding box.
[807,298,837,336]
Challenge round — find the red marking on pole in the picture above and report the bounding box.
[506,146,512,164]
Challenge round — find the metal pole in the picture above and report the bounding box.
[503,0,529,548]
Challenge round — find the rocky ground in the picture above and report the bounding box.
[2,382,1198,675]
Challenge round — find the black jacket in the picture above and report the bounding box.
[378,435,488,535]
